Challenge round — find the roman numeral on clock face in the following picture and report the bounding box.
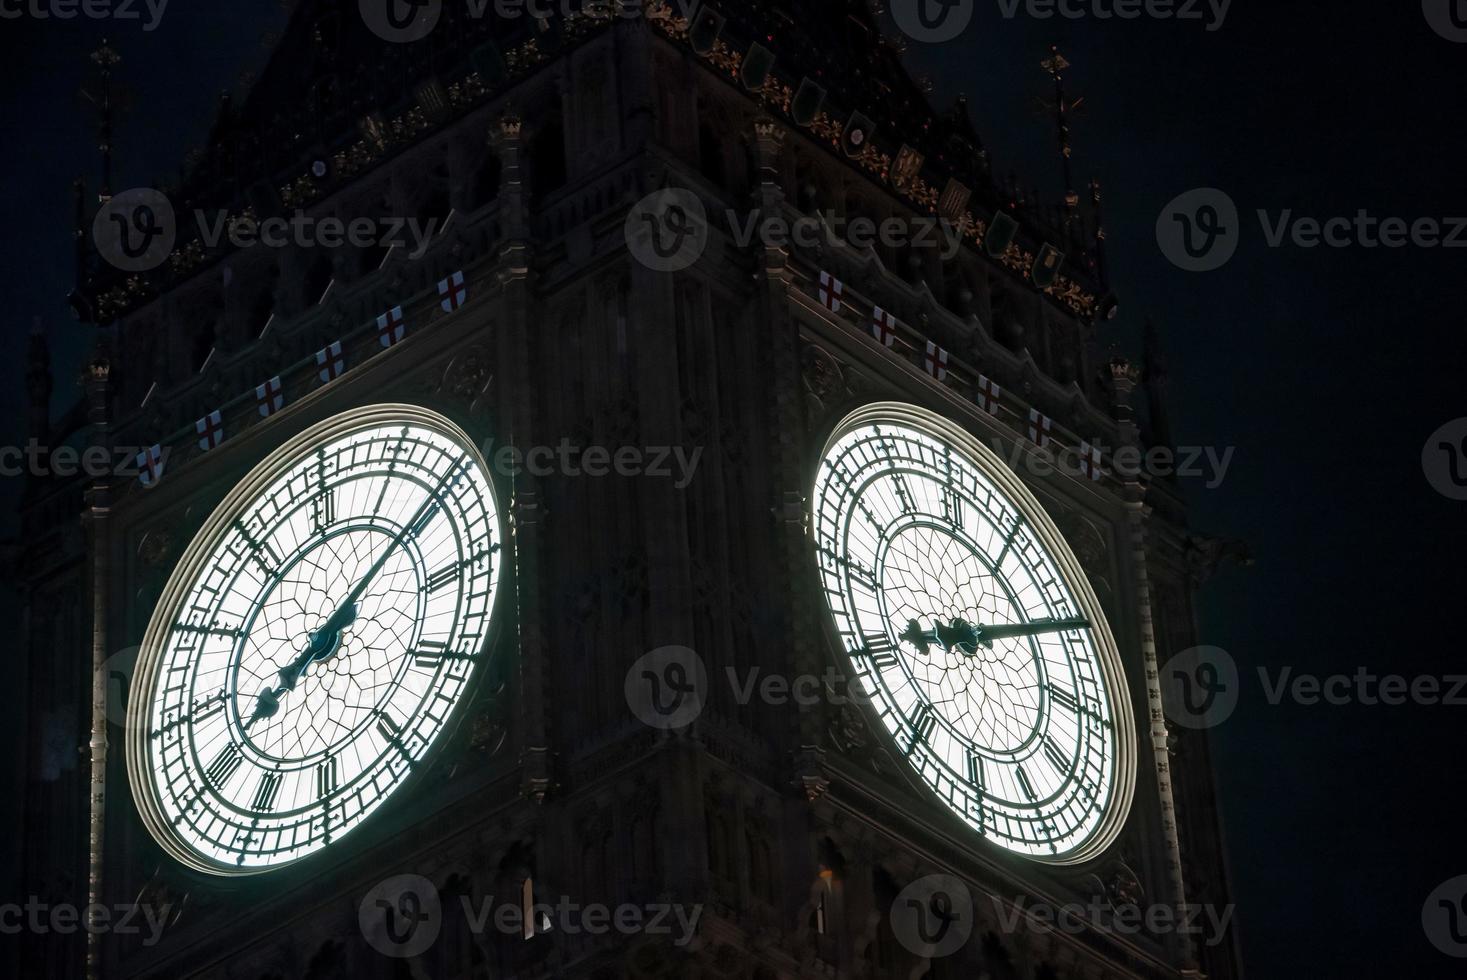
[377,711,402,742]
[413,640,447,667]
[425,563,459,594]
[943,485,964,526]
[907,703,936,748]
[316,758,338,798]
[1050,685,1079,713]
[1016,765,1036,801]
[862,632,899,670]
[132,418,508,875]
[966,748,985,789]
[1043,735,1070,773]
[205,743,243,786]
[311,489,336,531]
[252,772,283,812]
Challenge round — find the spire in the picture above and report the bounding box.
[80,39,124,205]
[1038,45,1081,229]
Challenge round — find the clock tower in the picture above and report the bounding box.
[12,1,1242,977]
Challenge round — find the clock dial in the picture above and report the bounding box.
[127,406,503,875]
[811,404,1134,862]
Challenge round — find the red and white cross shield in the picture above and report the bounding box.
[975,374,1001,415]
[316,341,345,384]
[1028,408,1052,448]
[195,410,224,452]
[924,340,949,382]
[871,307,898,348]
[1079,440,1103,481]
[437,271,468,312]
[136,444,166,488]
[817,271,843,313]
[256,376,285,418]
[377,305,406,348]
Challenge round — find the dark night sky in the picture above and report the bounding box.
[2,3,1465,976]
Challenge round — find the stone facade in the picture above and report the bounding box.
[12,4,1238,977]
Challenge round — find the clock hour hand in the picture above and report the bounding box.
[898,615,1089,656]
[244,461,467,731]
[900,618,979,656]
[244,601,360,729]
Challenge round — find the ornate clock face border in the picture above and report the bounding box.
[807,401,1138,866]
[125,403,508,877]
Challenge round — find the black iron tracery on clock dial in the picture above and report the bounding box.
[812,414,1127,861]
[129,412,504,875]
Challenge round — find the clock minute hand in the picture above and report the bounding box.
[244,459,468,730]
[322,456,469,629]
[971,616,1091,647]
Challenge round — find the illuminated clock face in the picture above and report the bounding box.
[127,406,503,874]
[811,405,1133,862]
